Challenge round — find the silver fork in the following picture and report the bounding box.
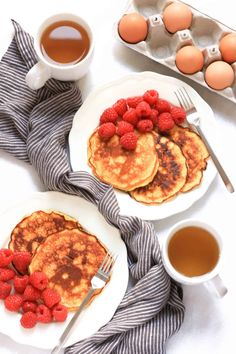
[174,87,234,193]
[51,252,117,354]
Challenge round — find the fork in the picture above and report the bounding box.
[174,87,234,193]
[51,252,116,354]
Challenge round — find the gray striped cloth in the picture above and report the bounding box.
[0,21,184,354]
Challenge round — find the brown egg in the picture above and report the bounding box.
[163,2,192,34]
[219,33,236,64]
[205,61,235,90]
[176,46,204,74]
[118,13,148,44]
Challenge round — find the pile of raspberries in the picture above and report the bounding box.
[0,248,68,329]
[98,89,186,150]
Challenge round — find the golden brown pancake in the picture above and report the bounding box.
[29,228,107,311]
[130,136,188,204]
[168,126,209,192]
[88,131,159,191]
[9,210,80,255]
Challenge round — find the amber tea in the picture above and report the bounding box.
[168,226,220,277]
[40,20,90,65]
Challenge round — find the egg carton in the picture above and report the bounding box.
[115,0,236,103]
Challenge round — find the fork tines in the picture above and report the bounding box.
[100,252,116,274]
[174,87,195,112]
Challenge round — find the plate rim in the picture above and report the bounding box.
[69,71,217,220]
[0,191,128,349]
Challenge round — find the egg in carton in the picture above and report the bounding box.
[115,0,236,103]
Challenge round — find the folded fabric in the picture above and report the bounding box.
[0,21,184,354]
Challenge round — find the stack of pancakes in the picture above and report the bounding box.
[88,126,209,204]
[9,211,107,311]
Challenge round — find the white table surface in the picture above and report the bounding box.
[0,0,236,353]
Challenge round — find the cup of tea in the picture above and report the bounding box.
[161,219,227,297]
[26,13,94,90]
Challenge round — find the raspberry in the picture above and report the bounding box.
[0,281,11,299]
[136,101,152,118]
[13,275,29,294]
[137,119,153,133]
[143,90,159,105]
[98,123,116,140]
[0,267,15,281]
[23,285,41,302]
[120,132,137,150]
[126,96,143,108]
[22,301,38,313]
[157,113,175,132]
[170,106,186,125]
[99,107,118,124]
[41,288,61,308]
[36,304,52,323]
[122,108,139,126]
[12,251,31,274]
[20,311,37,329]
[52,304,68,322]
[149,109,159,125]
[113,99,127,116]
[155,99,171,113]
[116,121,134,136]
[29,272,48,291]
[0,249,13,267]
[4,294,23,312]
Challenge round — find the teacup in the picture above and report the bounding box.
[161,219,227,297]
[26,13,94,90]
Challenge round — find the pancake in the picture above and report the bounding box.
[88,131,159,191]
[9,210,80,255]
[168,126,209,192]
[29,228,107,311]
[130,136,188,204]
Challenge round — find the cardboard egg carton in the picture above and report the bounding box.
[115,0,236,103]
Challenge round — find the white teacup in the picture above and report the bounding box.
[162,219,227,297]
[26,13,94,90]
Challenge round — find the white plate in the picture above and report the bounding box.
[69,71,217,220]
[0,191,128,349]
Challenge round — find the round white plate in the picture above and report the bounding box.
[69,71,217,220]
[0,191,128,349]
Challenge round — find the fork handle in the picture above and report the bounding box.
[51,288,95,354]
[195,124,234,193]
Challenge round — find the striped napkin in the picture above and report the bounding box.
[0,21,184,354]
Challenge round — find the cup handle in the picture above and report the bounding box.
[25,61,51,90]
[206,274,228,298]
